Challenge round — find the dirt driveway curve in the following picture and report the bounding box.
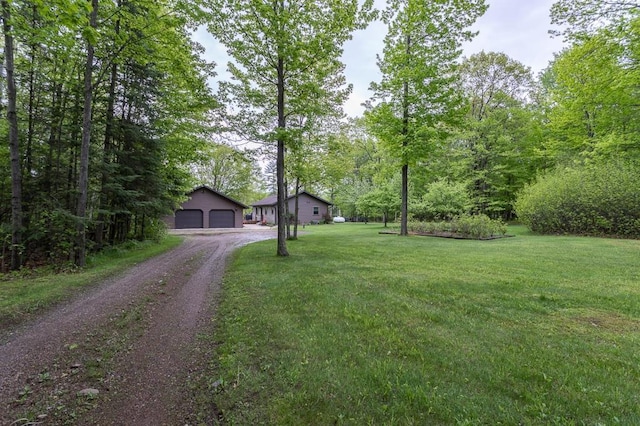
[0,229,275,425]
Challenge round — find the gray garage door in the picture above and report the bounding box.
[209,210,235,228]
[175,210,203,229]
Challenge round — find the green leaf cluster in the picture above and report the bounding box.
[355,181,401,225]
[208,0,373,143]
[411,178,472,221]
[543,13,640,164]
[368,0,487,165]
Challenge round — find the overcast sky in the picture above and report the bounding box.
[194,0,566,117]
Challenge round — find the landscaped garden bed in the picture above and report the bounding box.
[383,214,512,240]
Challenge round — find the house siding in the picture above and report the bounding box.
[294,193,327,223]
[252,193,330,224]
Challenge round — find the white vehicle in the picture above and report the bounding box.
[333,216,346,223]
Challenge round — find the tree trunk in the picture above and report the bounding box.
[400,34,411,237]
[2,0,22,270]
[96,51,119,249]
[293,177,300,239]
[96,1,122,247]
[276,56,289,256]
[401,163,408,234]
[75,0,98,267]
[285,178,291,240]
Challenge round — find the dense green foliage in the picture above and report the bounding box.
[542,19,640,164]
[355,179,400,225]
[411,178,472,221]
[0,0,217,269]
[366,0,487,235]
[515,161,640,237]
[209,224,640,423]
[455,52,542,219]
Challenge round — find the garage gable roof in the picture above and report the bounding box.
[190,185,248,209]
[252,191,332,207]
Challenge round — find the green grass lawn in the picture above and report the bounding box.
[210,223,640,425]
[0,236,183,328]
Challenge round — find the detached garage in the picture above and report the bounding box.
[165,186,248,229]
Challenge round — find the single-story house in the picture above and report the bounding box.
[164,186,248,229]
[252,191,332,225]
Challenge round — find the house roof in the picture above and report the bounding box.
[190,185,249,209]
[252,194,278,206]
[252,191,332,207]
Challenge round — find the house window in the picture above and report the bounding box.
[313,206,319,215]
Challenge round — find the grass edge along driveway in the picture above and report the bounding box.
[0,236,183,329]
[210,224,640,425]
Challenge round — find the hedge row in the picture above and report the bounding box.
[515,161,640,238]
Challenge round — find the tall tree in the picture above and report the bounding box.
[542,19,640,164]
[1,0,22,270]
[367,0,486,235]
[75,0,98,267]
[207,0,374,256]
[191,143,261,204]
[457,51,540,218]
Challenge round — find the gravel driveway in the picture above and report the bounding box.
[0,229,275,425]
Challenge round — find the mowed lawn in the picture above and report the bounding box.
[211,224,640,425]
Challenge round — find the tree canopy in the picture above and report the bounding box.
[0,0,216,269]
[366,0,487,235]
[206,0,375,256]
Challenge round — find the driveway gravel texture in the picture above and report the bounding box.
[0,230,275,425]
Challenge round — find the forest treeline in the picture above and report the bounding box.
[2,0,639,270]
[0,0,222,270]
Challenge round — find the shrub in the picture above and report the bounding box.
[407,214,507,239]
[452,214,507,238]
[25,208,79,265]
[0,222,12,272]
[515,160,640,238]
[411,179,472,221]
